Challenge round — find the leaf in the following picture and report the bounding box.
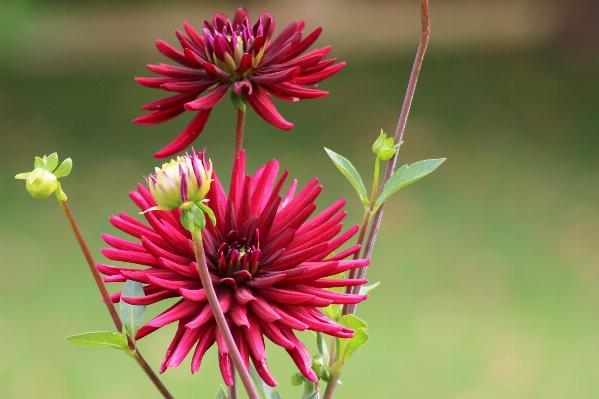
[54,158,72,178]
[324,148,368,206]
[66,331,129,351]
[323,304,342,322]
[46,152,59,172]
[338,315,370,362]
[359,281,380,295]
[374,158,445,211]
[120,280,146,340]
[249,364,284,399]
[304,393,319,399]
[301,381,315,398]
[316,332,329,365]
[215,385,227,399]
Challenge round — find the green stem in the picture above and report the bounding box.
[322,363,343,399]
[191,229,260,399]
[234,108,246,159]
[58,199,174,399]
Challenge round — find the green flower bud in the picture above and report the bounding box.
[291,372,305,386]
[372,130,400,160]
[147,150,212,212]
[15,152,72,200]
[24,167,58,198]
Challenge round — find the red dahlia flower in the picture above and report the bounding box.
[99,151,369,386]
[134,8,345,158]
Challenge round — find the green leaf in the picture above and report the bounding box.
[215,385,227,399]
[301,381,315,398]
[55,181,67,201]
[338,315,370,362]
[323,304,342,322]
[359,281,380,295]
[249,364,283,399]
[34,156,45,169]
[120,280,146,340]
[46,152,59,172]
[324,148,369,206]
[66,331,128,351]
[304,393,319,399]
[374,158,445,211]
[53,158,72,178]
[316,332,329,365]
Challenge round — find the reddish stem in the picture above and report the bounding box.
[234,109,246,159]
[344,0,431,315]
[58,199,175,399]
[192,230,260,399]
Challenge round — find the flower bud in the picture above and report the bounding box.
[372,130,400,160]
[15,152,71,200]
[147,150,212,211]
[25,167,58,198]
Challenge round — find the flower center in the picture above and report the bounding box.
[216,230,261,285]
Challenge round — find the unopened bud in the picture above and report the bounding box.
[25,167,57,198]
[147,149,212,212]
[372,130,400,160]
[16,152,71,200]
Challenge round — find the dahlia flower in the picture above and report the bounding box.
[134,8,345,158]
[99,151,369,386]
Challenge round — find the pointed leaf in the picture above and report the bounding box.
[304,393,319,399]
[324,148,368,206]
[34,156,45,169]
[120,280,146,340]
[54,158,73,178]
[66,331,128,351]
[316,332,329,365]
[215,385,227,399]
[374,158,445,211]
[55,182,67,201]
[359,281,380,295]
[249,364,284,399]
[301,381,315,398]
[46,153,59,172]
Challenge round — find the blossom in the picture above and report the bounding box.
[99,151,369,386]
[134,8,345,158]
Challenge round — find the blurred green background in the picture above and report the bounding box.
[1,1,599,398]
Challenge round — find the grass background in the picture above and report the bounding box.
[1,1,599,398]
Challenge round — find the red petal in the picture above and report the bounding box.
[184,84,228,110]
[140,92,199,111]
[153,108,212,158]
[133,107,185,126]
[245,84,294,131]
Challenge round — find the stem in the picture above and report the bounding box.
[322,367,342,399]
[192,229,260,399]
[58,199,175,399]
[346,0,430,315]
[324,3,430,397]
[228,368,238,399]
[234,108,246,159]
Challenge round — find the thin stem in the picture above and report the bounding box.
[345,0,430,316]
[58,199,175,399]
[322,368,342,399]
[234,108,246,159]
[228,368,238,399]
[192,229,260,399]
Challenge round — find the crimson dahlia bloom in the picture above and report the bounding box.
[99,151,369,386]
[134,8,345,158]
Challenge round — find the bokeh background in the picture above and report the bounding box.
[1,1,599,398]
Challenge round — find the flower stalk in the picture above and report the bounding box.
[191,229,260,399]
[325,0,430,395]
[234,108,246,159]
[58,199,174,399]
